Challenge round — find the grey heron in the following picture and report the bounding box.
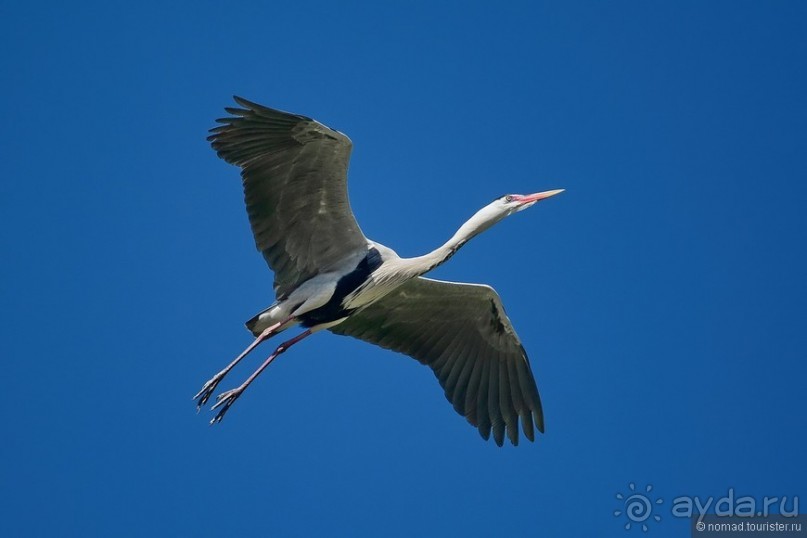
[194,97,563,446]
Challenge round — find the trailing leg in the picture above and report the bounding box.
[210,329,313,424]
[193,318,293,409]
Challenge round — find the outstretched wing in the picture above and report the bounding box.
[208,97,370,299]
[330,277,544,446]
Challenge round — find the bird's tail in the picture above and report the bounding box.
[245,303,278,336]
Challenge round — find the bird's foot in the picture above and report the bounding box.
[209,386,244,424]
[193,374,224,411]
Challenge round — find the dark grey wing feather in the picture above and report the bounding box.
[329,277,544,446]
[208,97,369,298]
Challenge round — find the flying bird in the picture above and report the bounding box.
[195,97,563,446]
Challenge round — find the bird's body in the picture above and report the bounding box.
[195,97,563,446]
[245,243,393,334]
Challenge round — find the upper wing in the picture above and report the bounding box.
[330,277,544,446]
[208,97,370,299]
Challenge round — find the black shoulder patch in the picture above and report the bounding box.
[364,246,383,272]
[298,247,382,328]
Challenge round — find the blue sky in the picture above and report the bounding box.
[2,1,805,536]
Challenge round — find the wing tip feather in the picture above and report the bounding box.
[493,425,505,447]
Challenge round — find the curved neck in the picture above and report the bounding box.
[402,206,501,277]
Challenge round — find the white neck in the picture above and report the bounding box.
[401,204,504,277]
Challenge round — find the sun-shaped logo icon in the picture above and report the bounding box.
[614,483,663,532]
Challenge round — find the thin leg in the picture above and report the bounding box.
[210,329,313,424]
[193,318,292,410]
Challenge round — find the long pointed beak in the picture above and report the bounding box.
[514,189,565,204]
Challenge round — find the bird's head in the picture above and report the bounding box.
[482,188,565,224]
[455,189,565,243]
[495,189,566,215]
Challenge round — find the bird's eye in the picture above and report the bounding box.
[504,195,514,203]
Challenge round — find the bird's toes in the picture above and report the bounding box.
[209,393,239,424]
[193,378,223,410]
[211,388,241,411]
